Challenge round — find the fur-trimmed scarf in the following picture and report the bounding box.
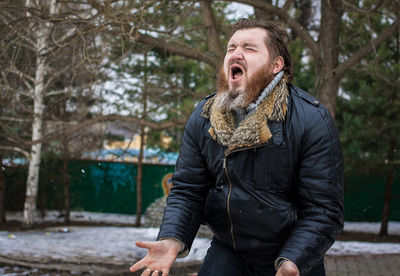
[201,75,289,155]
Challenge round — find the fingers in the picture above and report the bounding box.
[135,267,166,276]
[282,262,299,276]
[130,241,151,272]
[130,240,174,275]
[130,258,148,273]
[130,260,169,275]
[140,267,151,276]
[135,241,154,249]
[130,262,143,273]
[138,267,152,276]
[276,261,299,276]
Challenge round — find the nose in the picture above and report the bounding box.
[231,47,244,60]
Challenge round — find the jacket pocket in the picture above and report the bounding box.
[203,183,230,236]
[252,142,290,191]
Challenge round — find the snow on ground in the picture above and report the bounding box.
[7,211,400,235]
[328,241,400,256]
[5,210,139,226]
[0,226,210,263]
[1,211,400,264]
[343,221,400,235]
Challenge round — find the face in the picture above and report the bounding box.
[223,27,279,93]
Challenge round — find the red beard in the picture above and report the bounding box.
[216,64,274,110]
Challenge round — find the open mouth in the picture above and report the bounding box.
[230,64,244,80]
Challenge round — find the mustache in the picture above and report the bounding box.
[229,60,247,70]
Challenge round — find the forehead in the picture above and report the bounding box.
[228,27,268,47]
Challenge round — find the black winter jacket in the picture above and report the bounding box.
[158,84,344,275]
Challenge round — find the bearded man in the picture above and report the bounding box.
[130,19,344,276]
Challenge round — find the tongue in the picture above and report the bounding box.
[233,71,243,79]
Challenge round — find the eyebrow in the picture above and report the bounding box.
[227,42,258,48]
[243,42,257,48]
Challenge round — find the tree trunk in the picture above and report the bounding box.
[379,100,397,236]
[314,69,340,118]
[23,52,46,226]
[379,162,395,236]
[135,53,149,226]
[314,0,342,118]
[62,137,71,225]
[135,126,145,226]
[379,26,398,234]
[39,175,46,218]
[23,0,56,227]
[63,154,70,225]
[200,0,224,62]
[0,153,5,223]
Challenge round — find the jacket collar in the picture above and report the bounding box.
[202,76,289,154]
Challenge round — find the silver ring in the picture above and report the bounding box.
[154,270,159,273]
[146,268,151,272]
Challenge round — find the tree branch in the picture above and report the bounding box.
[0,116,31,123]
[282,0,295,14]
[45,87,70,97]
[134,31,218,68]
[341,122,400,143]
[352,65,400,89]
[373,71,400,89]
[43,62,74,90]
[20,114,188,146]
[335,19,400,79]
[201,0,224,62]
[0,10,35,46]
[9,65,35,84]
[51,26,77,49]
[342,0,383,14]
[44,81,96,97]
[230,0,320,59]
[91,0,219,68]
[0,146,30,159]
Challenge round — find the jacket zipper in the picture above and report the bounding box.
[223,157,236,249]
[222,145,264,250]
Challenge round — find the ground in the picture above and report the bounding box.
[1,212,400,276]
[338,230,400,243]
[2,219,400,243]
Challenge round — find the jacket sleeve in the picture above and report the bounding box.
[157,103,212,255]
[278,106,344,275]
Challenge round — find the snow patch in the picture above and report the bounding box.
[2,211,400,264]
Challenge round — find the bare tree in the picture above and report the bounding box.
[0,0,104,226]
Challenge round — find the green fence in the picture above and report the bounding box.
[5,159,175,214]
[344,172,400,221]
[4,159,400,221]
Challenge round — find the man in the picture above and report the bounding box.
[130,18,344,276]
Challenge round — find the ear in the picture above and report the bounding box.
[271,56,284,74]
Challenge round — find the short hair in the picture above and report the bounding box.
[231,18,293,82]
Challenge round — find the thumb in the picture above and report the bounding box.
[281,261,299,276]
[135,241,154,249]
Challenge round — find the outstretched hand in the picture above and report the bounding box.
[130,239,182,276]
[276,260,300,276]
